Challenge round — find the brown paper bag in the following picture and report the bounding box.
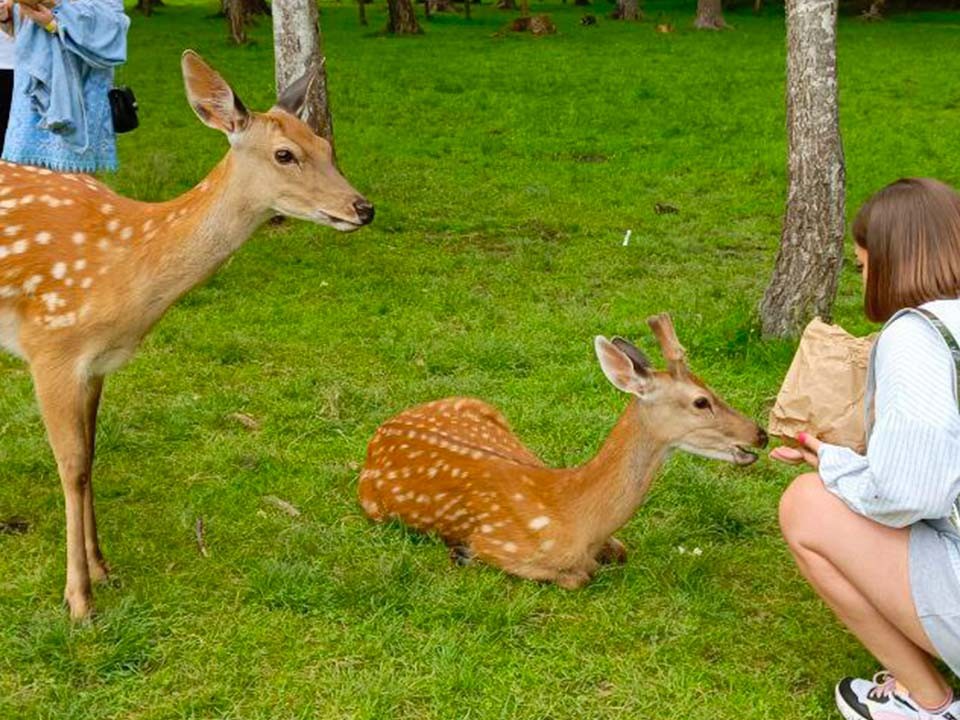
[768,318,876,453]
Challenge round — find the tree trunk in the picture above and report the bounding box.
[387,0,423,33]
[358,0,368,25]
[496,0,516,8]
[694,0,726,28]
[225,0,247,43]
[613,0,639,19]
[760,0,845,338]
[520,0,530,15]
[136,0,164,16]
[273,0,336,159]
[464,0,471,19]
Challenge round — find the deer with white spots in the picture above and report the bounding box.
[0,51,373,620]
[359,314,767,588]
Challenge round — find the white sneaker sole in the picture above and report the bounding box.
[835,684,871,720]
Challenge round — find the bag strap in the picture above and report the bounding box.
[900,307,960,534]
[911,307,960,406]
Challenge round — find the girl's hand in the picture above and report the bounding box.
[0,0,13,23]
[770,432,822,469]
[20,2,55,28]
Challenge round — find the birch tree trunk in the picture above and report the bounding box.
[760,0,845,338]
[273,0,336,156]
[694,0,726,28]
[386,0,423,33]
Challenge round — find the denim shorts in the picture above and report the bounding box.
[910,521,960,677]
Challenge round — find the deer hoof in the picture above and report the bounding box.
[88,558,112,585]
[449,545,474,566]
[596,538,628,565]
[556,570,591,590]
[64,589,94,622]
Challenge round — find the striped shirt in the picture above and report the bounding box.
[819,299,960,533]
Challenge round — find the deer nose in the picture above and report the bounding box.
[354,199,375,225]
[756,428,769,448]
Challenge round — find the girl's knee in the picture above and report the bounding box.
[778,472,824,546]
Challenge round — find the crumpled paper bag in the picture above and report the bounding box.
[769,318,876,454]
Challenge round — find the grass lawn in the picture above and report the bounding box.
[2,1,960,717]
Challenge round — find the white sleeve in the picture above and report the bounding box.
[817,313,960,527]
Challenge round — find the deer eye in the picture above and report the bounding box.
[274,148,297,165]
[693,397,712,410]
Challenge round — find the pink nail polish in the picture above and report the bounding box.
[797,432,807,444]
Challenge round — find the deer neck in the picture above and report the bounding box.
[569,399,672,543]
[132,153,272,317]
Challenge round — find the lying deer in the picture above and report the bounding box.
[359,314,767,588]
[0,51,373,619]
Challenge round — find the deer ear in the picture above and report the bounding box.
[182,50,250,137]
[595,336,654,397]
[275,70,313,119]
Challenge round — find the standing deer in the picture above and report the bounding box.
[0,51,373,619]
[359,314,767,588]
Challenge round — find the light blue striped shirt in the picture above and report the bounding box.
[819,299,960,531]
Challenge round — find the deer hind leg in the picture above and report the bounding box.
[448,544,475,566]
[595,537,628,565]
[81,376,109,584]
[33,365,101,619]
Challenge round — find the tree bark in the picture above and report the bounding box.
[135,0,164,16]
[273,0,336,158]
[358,0,368,24]
[613,0,639,19]
[387,0,423,33]
[225,0,247,43]
[760,0,845,338]
[694,0,726,28]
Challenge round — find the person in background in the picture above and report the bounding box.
[0,29,13,156]
[0,0,129,172]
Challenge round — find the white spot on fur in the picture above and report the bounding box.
[41,292,66,312]
[35,232,51,245]
[529,516,551,531]
[51,262,67,280]
[72,232,86,245]
[22,275,42,293]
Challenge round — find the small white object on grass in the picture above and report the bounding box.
[622,229,632,247]
[677,545,686,554]
[692,547,703,556]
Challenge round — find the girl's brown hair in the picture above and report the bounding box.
[854,177,960,322]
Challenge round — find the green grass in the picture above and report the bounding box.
[1,2,959,717]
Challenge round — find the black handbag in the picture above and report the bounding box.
[108,86,139,134]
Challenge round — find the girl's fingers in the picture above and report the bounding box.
[770,447,806,464]
[796,431,823,454]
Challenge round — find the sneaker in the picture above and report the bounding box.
[835,672,960,720]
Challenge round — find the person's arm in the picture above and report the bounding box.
[51,0,129,68]
[0,0,15,36]
[817,314,960,527]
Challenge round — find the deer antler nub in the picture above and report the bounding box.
[646,313,688,377]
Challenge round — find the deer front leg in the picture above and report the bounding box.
[595,537,628,565]
[33,365,100,620]
[81,376,109,584]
